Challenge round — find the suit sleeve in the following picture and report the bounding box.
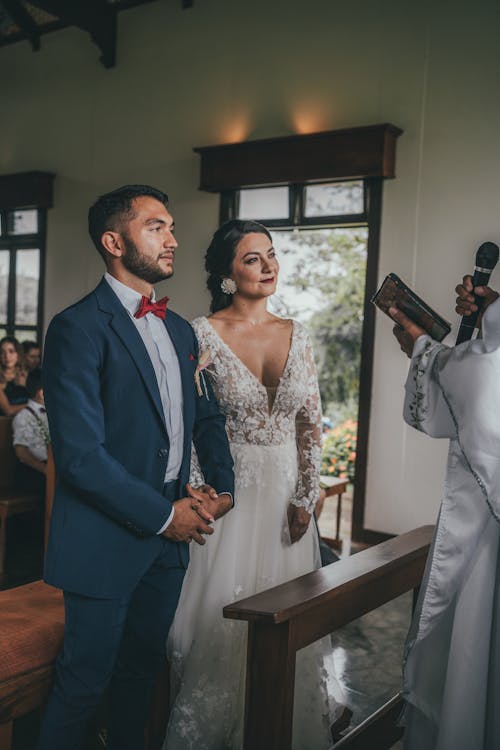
[189,327,235,499]
[43,313,172,536]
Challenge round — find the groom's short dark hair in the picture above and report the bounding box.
[88,184,169,259]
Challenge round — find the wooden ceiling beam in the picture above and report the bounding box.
[30,0,117,67]
[2,0,41,50]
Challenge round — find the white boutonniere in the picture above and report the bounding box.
[194,350,213,399]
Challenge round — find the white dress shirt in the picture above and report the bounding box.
[105,272,184,532]
[12,399,49,462]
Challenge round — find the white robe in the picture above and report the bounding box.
[402,300,500,750]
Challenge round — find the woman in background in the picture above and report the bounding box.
[0,336,28,416]
[164,220,344,750]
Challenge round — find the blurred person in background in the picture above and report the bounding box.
[22,340,42,372]
[12,367,48,494]
[0,336,28,416]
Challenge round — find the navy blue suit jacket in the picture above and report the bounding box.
[42,278,234,598]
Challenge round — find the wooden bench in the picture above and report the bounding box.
[0,446,62,750]
[0,416,44,586]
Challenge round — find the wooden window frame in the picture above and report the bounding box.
[0,172,54,345]
[195,126,402,542]
[221,181,367,228]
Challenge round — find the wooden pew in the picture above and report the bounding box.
[0,446,63,750]
[224,524,434,750]
[0,416,44,586]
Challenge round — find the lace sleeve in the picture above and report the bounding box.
[189,444,205,487]
[292,331,322,514]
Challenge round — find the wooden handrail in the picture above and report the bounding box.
[223,525,434,750]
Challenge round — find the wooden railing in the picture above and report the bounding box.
[224,524,434,750]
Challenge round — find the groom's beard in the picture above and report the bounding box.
[121,233,174,284]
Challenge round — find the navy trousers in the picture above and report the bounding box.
[37,482,185,750]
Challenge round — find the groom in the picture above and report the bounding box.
[37,185,234,750]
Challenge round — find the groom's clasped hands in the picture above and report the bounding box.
[163,483,232,545]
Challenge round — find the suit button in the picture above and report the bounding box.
[158,448,169,458]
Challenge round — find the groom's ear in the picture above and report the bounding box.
[101,230,124,258]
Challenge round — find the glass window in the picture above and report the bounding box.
[305,181,364,217]
[15,248,40,326]
[15,329,37,342]
[7,209,38,235]
[0,250,9,324]
[238,187,289,221]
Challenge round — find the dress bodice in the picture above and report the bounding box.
[192,316,322,512]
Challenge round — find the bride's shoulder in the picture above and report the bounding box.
[284,319,312,349]
[190,315,208,332]
[272,315,304,336]
[190,316,210,344]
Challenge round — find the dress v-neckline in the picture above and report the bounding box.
[201,316,295,411]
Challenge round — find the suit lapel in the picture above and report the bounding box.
[95,280,168,434]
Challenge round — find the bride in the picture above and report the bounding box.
[163,220,344,750]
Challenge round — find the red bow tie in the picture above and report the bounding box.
[134,295,169,320]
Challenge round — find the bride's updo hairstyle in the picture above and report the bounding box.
[205,219,272,313]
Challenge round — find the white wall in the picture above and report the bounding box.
[1,0,499,533]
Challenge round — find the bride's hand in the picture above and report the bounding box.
[287,504,311,543]
[186,483,232,520]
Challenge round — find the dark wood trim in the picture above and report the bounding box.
[36,208,47,344]
[244,621,295,750]
[0,205,48,342]
[219,190,237,224]
[1,0,41,50]
[224,525,433,629]
[195,124,402,192]
[0,172,55,210]
[351,178,383,542]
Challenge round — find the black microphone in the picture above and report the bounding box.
[456,241,499,344]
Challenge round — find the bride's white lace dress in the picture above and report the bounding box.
[163,316,342,750]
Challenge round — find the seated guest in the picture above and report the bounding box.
[0,336,28,416]
[22,340,42,372]
[12,368,49,494]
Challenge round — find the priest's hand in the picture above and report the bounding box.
[186,483,232,521]
[455,275,499,327]
[162,497,214,545]
[287,504,311,543]
[389,306,426,358]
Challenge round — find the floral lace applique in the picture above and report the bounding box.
[189,317,322,513]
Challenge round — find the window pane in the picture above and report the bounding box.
[0,329,7,339]
[0,250,9,323]
[15,249,40,325]
[305,181,364,217]
[7,209,38,235]
[15,329,37,343]
[238,187,289,220]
